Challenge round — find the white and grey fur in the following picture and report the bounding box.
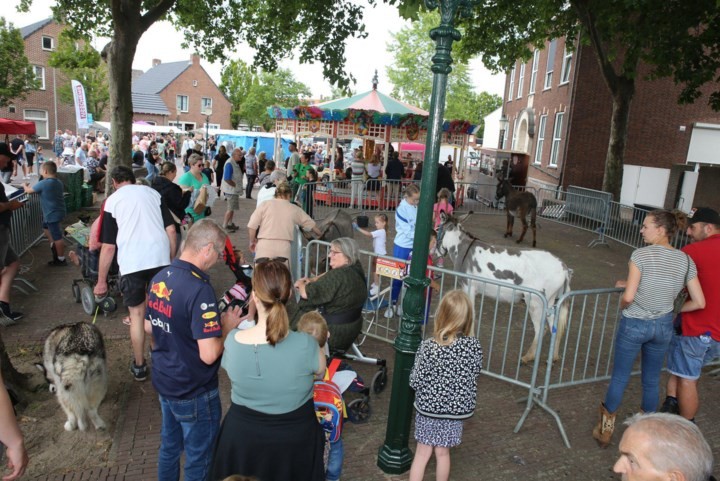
[35,322,108,431]
[436,212,571,363]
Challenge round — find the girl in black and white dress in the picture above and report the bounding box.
[409,290,483,481]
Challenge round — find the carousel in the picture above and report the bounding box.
[268,73,476,171]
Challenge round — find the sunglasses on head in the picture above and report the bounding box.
[255,256,289,264]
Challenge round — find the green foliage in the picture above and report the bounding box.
[386,9,501,126]
[220,59,311,131]
[49,31,109,119]
[0,17,38,108]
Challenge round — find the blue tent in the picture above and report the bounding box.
[215,132,293,162]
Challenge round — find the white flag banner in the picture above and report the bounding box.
[71,80,89,129]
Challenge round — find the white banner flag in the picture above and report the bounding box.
[71,80,89,129]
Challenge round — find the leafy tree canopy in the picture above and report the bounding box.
[0,17,38,108]
[220,59,310,131]
[386,9,501,129]
[49,30,109,119]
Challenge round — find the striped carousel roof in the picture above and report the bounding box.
[314,89,428,116]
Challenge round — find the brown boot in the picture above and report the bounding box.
[592,403,616,448]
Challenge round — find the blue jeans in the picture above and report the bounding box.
[158,388,221,481]
[391,244,413,304]
[326,438,344,481]
[604,313,674,413]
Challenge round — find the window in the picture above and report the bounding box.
[534,115,547,164]
[549,112,564,167]
[176,95,189,113]
[511,118,519,151]
[24,109,48,139]
[192,80,198,87]
[41,36,54,50]
[508,66,516,102]
[8,105,15,114]
[201,97,213,112]
[517,63,525,99]
[544,39,557,90]
[529,50,540,94]
[560,46,573,84]
[33,66,45,90]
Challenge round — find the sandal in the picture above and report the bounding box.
[122,316,131,326]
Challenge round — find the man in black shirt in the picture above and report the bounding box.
[0,143,25,325]
[385,152,404,205]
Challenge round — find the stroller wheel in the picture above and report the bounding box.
[372,367,388,394]
[346,398,371,424]
[80,284,97,316]
[71,283,81,303]
[99,296,117,313]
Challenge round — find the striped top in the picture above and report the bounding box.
[624,245,697,319]
[351,159,365,179]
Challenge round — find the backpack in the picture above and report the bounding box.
[313,358,345,443]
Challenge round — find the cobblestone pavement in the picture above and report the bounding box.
[4,181,719,481]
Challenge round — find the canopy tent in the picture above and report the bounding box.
[0,118,36,136]
[315,89,428,115]
[93,121,180,135]
[398,142,425,152]
[211,130,295,162]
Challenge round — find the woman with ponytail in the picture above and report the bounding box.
[209,259,326,481]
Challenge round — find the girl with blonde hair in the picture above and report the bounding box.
[409,290,483,481]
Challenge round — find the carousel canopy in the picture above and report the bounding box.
[314,89,428,116]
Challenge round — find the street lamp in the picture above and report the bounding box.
[498,113,509,150]
[176,107,181,131]
[202,107,212,159]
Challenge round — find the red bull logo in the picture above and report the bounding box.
[148,298,173,318]
[203,320,221,333]
[150,282,173,301]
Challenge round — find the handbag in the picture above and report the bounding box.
[193,185,208,214]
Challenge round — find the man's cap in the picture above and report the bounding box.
[289,141,297,146]
[688,207,720,225]
[0,142,12,158]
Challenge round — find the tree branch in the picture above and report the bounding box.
[572,0,621,95]
[140,0,177,33]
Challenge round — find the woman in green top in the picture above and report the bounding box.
[209,259,326,481]
[177,154,211,221]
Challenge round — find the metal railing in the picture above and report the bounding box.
[304,239,554,441]
[10,194,45,256]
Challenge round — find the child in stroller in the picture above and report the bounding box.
[66,217,121,315]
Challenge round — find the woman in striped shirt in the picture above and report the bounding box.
[593,210,705,448]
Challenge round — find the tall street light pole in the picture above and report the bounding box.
[203,108,212,159]
[377,0,479,474]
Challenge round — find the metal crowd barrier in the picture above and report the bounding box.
[10,194,45,256]
[605,201,690,249]
[534,187,610,247]
[304,239,554,441]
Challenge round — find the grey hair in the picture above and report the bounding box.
[269,170,287,183]
[249,146,256,155]
[184,219,226,254]
[331,237,360,266]
[624,413,713,481]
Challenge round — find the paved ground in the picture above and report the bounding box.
[3,175,719,481]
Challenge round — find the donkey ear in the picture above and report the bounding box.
[440,211,450,223]
[457,212,473,223]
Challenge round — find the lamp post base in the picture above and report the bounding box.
[377,444,414,474]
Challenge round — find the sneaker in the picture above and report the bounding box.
[223,225,238,232]
[130,361,148,382]
[384,306,395,319]
[369,284,379,297]
[0,315,17,327]
[48,259,68,267]
[0,302,23,323]
[396,303,403,317]
[227,223,238,230]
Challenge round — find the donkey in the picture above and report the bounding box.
[436,212,571,363]
[496,173,538,247]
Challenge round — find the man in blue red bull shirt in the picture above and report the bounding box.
[147,218,242,481]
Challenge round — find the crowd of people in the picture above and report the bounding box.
[1,131,719,480]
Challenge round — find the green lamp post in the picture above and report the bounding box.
[377,0,478,473]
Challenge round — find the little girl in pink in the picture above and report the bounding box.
[433,188,454,230]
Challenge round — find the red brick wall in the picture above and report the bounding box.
[503,37,574,189]
[157,56,232,130]
[0,20,78,145]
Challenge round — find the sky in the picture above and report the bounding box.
[5,0,505,101]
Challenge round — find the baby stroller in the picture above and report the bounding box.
[322,307,388,424]
[66,221,121,316]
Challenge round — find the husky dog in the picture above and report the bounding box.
[35,322,108,431]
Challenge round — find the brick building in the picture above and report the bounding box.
[0,18,76,141]
[128,55,232,131]
[500,37,720,210]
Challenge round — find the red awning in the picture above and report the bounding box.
[0,118,37,136]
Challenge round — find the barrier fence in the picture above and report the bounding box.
[10,193,45,257]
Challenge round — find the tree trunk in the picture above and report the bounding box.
[103,18,141,191]
[602,78,635,200]
[0,331,30,404]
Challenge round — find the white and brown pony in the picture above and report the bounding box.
[436,212,570,363]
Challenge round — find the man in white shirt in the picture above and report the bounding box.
[94,166,177,381]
